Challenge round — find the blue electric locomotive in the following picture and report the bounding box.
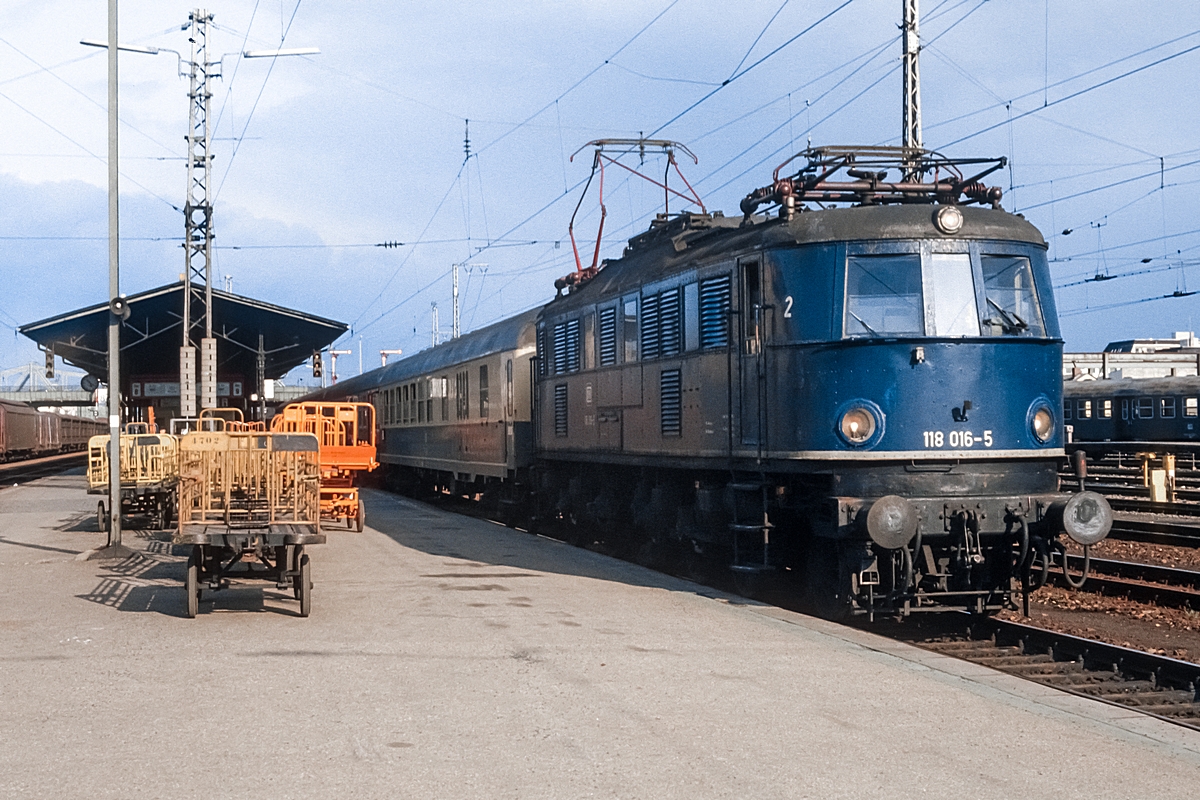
[310,145,1111,619]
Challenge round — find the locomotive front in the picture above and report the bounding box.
[742,147,1112,617]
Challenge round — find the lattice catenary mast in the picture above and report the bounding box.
[181,8,217,416]
[901,0,922,177]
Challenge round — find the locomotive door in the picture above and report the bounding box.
[738,258,766,448]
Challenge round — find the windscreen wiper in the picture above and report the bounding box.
[847,310,881,337]
[986,297,1028,334]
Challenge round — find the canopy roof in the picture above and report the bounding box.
[19,281,347,384]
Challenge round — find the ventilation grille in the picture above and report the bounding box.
[554,384,568,437]
[598,307,617,366]
[659,287,682,358]
[641,292,661,361]
[660,369,682,437]
[537,327,547,377]
[699,275,732,349]
[553,320,580,374]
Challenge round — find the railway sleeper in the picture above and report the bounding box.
[1128,702,1200,719]
[1000,660,1086,676]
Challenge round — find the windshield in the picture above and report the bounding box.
[842,248,1049,339]
[981,255,1046,337]
[844,254,923,337]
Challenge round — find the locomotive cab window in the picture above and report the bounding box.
[844,254,923,337]
[742,260,762,353]
[929,253,979,336]
[981,255,1046,337]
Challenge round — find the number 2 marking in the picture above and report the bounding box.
[783,296,793,318]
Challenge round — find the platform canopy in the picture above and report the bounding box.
[19,281,347,386]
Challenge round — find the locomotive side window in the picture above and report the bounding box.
[929,253,980,336]
[981,255,1046,337]
[1077,400,1092,419]
[598,307,618,366]
[1187,397,1198,417]
[1135,397,1153,419]
[1161,397,1176,419]
[479,366,489,418]
[582,313,595,370]
[844,254,923,337]
[623,298,638,362]
[742,260,761,353]
[1101,399,1112,418]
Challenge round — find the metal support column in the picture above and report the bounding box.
[182,8,217,416]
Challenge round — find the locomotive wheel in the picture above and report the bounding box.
[97,501,108,533]
[185,546,200,619]
[297,553,312,618]
[355,503,365,533]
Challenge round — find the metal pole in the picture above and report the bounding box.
[96,0,132,559]
[452,263,460,339]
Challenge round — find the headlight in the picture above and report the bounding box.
[1032,407,1054,442]
[839,407,877,444]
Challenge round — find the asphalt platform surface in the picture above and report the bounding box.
[2,470,1199,799]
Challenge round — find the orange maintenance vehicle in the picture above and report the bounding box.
[270,402,377,530]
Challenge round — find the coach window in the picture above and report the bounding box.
[1121,399,1130,420]
[506,359,515,417]
[439,376,449,421]
[1187,397,1198,417]
[1101,399,1112,418]
[844,254,923,337]
[1161,396,1177,419]
[1135,397,1153,419]
[426,379,433,422]
[1063,402,1072,420]
[623,297,638,362]
[479,365,489,418]
[1077,399,1092,419]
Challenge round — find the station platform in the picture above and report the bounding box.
[1,473,1198,798]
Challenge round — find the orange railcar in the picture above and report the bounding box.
[270,402,377,530]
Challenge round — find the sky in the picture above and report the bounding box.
[1,0,1199,387]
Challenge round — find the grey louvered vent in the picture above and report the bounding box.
[537,327,547,376]
[699,275,732,349]
[552,320,581,374]
[660,369,682,436]
[641,292,660,361]
[554,384,568,437]
[598,307,617,366]
[659,287,682,357]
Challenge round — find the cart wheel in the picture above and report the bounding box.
[185,546,200,618]
[97,501,108,533]
[346,514,353,530]
[355,502,365,533]
[297,553,311,618]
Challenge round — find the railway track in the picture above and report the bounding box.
[905,618,1200,729]
[1053,553,1200,610]
[0,452,86,487]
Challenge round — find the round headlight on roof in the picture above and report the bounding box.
[934,205,964,235]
